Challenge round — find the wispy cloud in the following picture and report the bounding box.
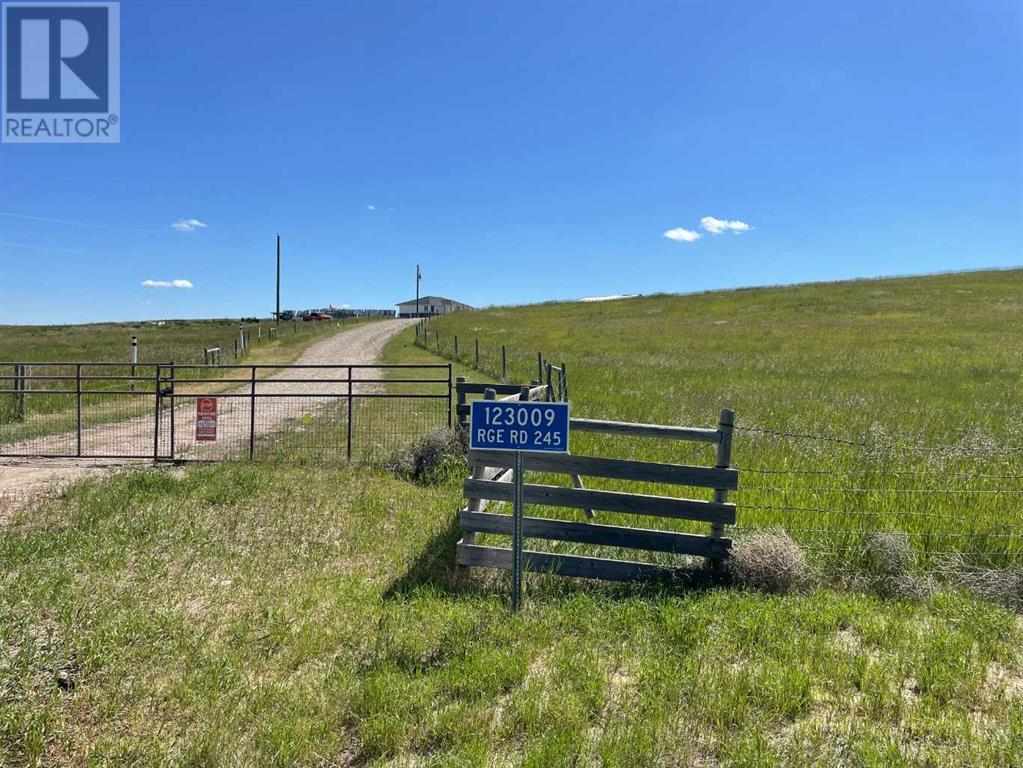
[142,279,194,288]
[0,240,79,253]
[663,227,702,243]
[366,205,376,211]
[0,210,160,233]
[171,218,207,232]
[700,216,751,235]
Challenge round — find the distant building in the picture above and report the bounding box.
[396,296,473,318]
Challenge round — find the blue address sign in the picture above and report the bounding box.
[470,400,570,453]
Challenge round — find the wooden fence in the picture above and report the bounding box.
[455,378,738,582]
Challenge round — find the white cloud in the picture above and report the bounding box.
[366,205,376,211]
[171,218,208,232]
[700,216,751,235]
[142,279,194,288]
[663,227,702,243]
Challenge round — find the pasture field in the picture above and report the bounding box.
[0,317,343,366]
[1,463,1020,767]
[1,272,1021,766]
[424,269,1023,569]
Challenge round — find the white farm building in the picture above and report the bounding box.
[396,296,473,318]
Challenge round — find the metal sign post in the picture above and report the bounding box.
[469,398,570,610]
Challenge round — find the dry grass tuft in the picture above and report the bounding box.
[386,427,468,485]
[861,532,931,600]
[935,555,1023,612]
[728,529,809,594]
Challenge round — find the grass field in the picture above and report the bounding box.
[1,272,1021,766]
[422,269,1023,569]
[0,317,344,366]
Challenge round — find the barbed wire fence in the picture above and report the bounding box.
[723,424,1023,567]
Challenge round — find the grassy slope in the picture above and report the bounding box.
[1,274,1022,766]
[426,269,1023,568]
[1,464,1020,767]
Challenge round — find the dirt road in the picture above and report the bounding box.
[0,319,417,512]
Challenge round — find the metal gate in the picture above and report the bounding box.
[0,362,452,463]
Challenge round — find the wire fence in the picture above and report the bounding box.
[721,422,1023,566]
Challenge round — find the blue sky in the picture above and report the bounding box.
[1,0,1020,324]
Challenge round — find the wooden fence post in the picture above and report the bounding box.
[710,408,735,564]
[537,352,543,383]
[454,336,459,358]
[461,386,498,558]
[475,338,480,367]
[501,345,507,380]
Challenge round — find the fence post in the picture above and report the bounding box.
[153,364,161,461]
[75,363,82,457]
[168,362,176,461]
[562,362,568,402]
[130,335,138,392]
[346,366,354,461]
[248,366,257,460]
[462,386,499,555]
[454,336,458,358]
[545,363,552,402]
[234,339,238,358]
[501,345,507,380]
[239,325,245,354]
[710,408,735,564]
[14,363,26,421]
[475,338,479,367]
[456,375,467,430]
[537,352,543,383]
[257,324,262,343]
[446,364,453,428]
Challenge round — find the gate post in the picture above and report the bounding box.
[153,364,161,461]
[168,362,176,461]
[248,366,257,459]
[447,364,453,428]
[710,408,735,565]
[346,366,353,461]
[455,376,467,430]
[75,364,82,457]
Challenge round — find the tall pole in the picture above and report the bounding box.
[275,234,281,322]
[416,264,421,318]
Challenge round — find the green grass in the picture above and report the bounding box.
[1,463,1020,766]
[423,269,1023,568]
[0,317,347,366]
[2,271,1022,766]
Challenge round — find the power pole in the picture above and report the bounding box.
[416,264,422,318]
[275,234,281,322]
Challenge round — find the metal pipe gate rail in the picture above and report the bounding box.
[0,362,452,462]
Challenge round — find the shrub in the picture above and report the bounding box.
[387,427,468,485]
[935,555,1023,611]
[861,532,929,600]
[728,529,808,594]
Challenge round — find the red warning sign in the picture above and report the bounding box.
[196,397,218,441]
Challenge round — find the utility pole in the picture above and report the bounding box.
[416,264,422,318]
[275,234,281,322]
